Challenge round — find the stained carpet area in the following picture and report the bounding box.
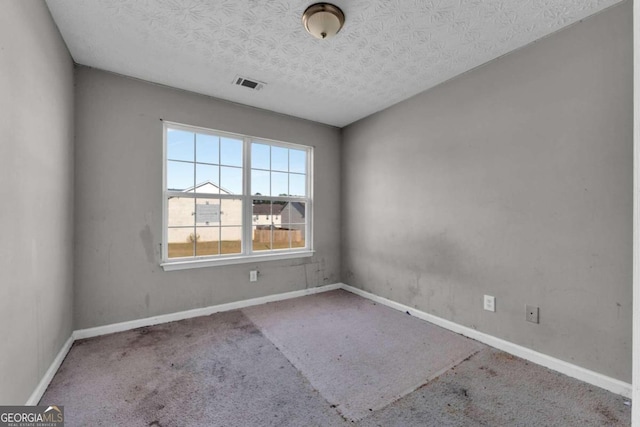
[359,348,630,427]
[242,290,484,421]
[40,290,631,426]
[40,310,346,427]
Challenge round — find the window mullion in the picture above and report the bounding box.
[306,147,312,251]
[192,197,197,257]
[243,138,253,256]
[218,136,221,195]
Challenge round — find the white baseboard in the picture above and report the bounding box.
[73,283,341,340]
[30,281,631,405]
[338,283,632,399]
[31,284,340,404]
[25,335,74,405]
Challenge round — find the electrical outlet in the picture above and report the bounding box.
[483,295,495,312]
[526,305,539,323]
[249,270,258,282]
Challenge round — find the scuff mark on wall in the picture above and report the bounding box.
[419,230,471,285]
[140,225,155,264]
[304,262,320,288]
[107,241,112,276]
[405,272,423,303]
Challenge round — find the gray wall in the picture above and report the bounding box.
[341,1,632,382]
[0,2,74,404]
[0,0,630,403]
[74,67,341,329]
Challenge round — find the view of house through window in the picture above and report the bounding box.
[163,122,311,264]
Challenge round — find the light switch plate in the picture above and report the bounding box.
[484,295,495,312]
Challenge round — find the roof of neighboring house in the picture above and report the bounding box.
[253,203,285,216]
[170,181,232,195]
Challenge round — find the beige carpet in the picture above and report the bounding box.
[40,310,346,427]
[40,289,631,426]
[242,290,484,421]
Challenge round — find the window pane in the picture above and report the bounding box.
[196,133,219,164]
[283,201,306,227]
[220,166,242,195]
[220,137,242,167]
[168,196,195,227]
[195,226,220,256]
[272,201,286,220]
[288,201,306,248]
[289,173,306,197]
[289,149,306,174]
[271,146,288,172]
[267,228,303,250]
[272,172,288,196]
[272,226,292,250]
[167,228,195,258]
[291,201,306,223]
[253,225,271,251]
[221,198,242,226]
[251,169,270,196]
[252,199,271,251]
[195,164,219,193]
[252,199,271,225]
[167,161,194,191]
[167,129,194,161]
[279,203,290,225]
[291,227,305,248]
[251,143,270,170]
[167,193,198,258]
[221,227,242,254]
[195,199,221,225]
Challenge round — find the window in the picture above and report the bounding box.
[162,121,313,270]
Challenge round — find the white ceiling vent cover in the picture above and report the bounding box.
[233,75,266,91]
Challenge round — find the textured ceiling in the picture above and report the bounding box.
[45,0,622,127]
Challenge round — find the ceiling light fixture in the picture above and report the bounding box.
[302,3,345,40]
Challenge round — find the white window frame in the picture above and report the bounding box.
[161,121,314,271]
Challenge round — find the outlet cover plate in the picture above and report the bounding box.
[250,270,258,282]
[483,295,495,312]
[526,305,539,323]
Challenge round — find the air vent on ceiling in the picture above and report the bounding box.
[233,75,266,91]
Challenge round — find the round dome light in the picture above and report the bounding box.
[302,3,345,40]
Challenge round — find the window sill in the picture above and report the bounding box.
[160,250,315,271]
